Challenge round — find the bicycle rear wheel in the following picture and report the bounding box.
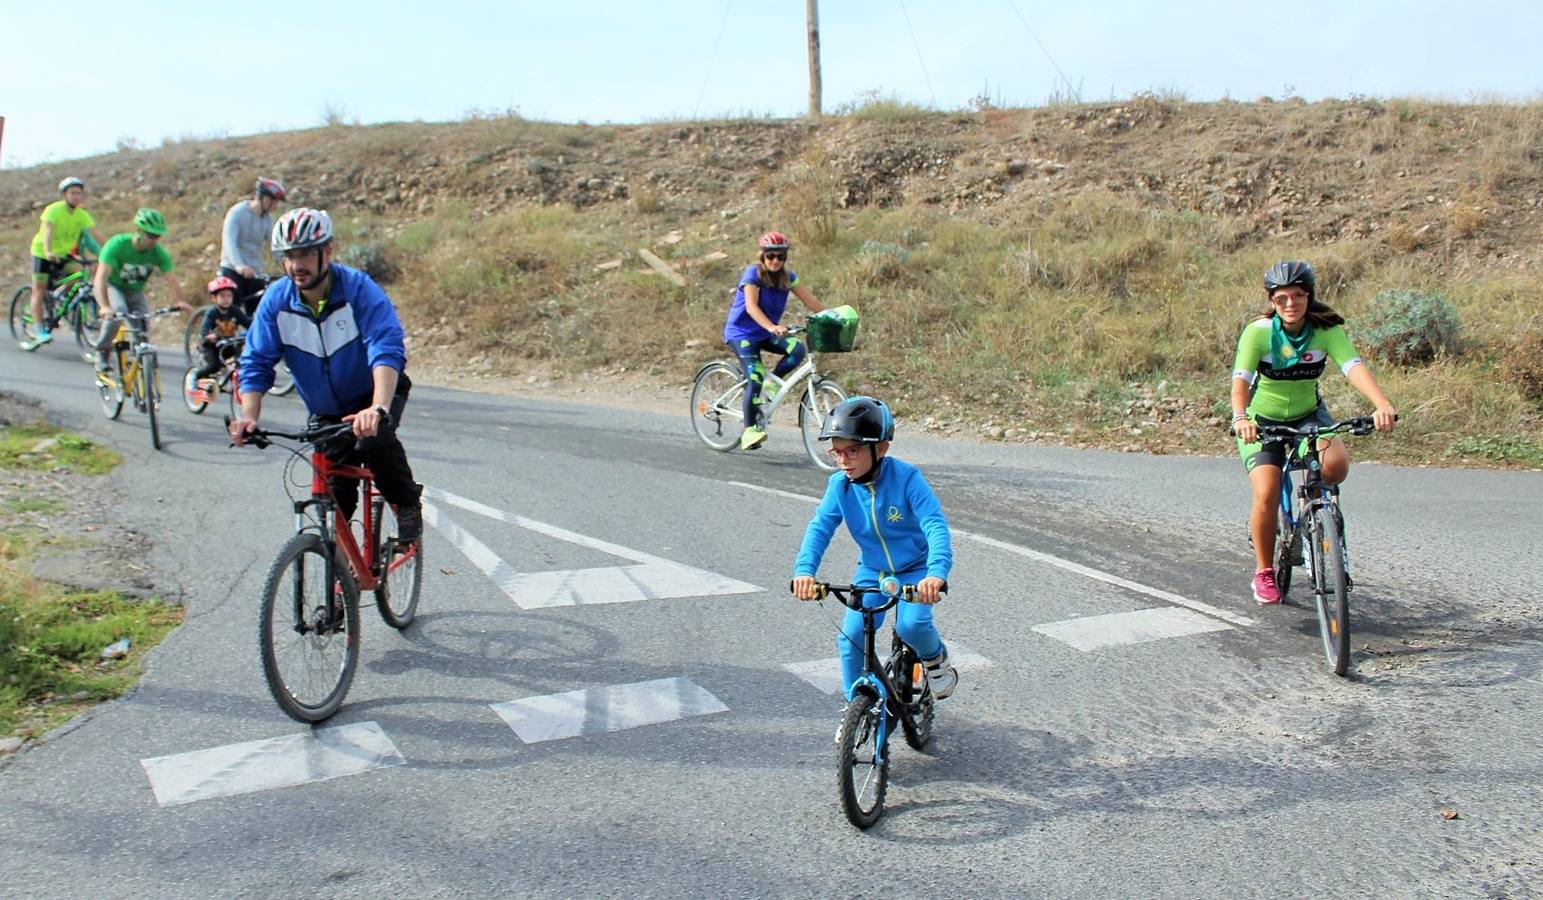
[690,361,746,451]
[182,305,206,365]
[9,285,39,345]
[1272,514,1297,600]
[372,497,422,629]
[259,532,361,723]
[1310,506,1352,676]
[72,301,102,362]
[798,378,848,470]
[182,366,211,414]
[837,693,888,828]
[97,362,124,420]
[890,640,935,751]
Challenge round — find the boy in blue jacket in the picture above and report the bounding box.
[791,397,957,699]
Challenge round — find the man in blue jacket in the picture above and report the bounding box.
[791,396,957,700]
[230,207,422,541]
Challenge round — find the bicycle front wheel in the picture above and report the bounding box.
[1311,506,1352,676]
[9,285,37,345]
[799,378,848,470]
[690,361,746,451]
[259,533,361,723]
[837,693,889,828]
[890,641,935,751]
[143,355,162,450]
[97,363,124,420]
[372,497,422,629]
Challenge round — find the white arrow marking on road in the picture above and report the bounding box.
[423,487,762,608]
[492,677,729,743]
[727,480,1253,628]
[140,722,405,807]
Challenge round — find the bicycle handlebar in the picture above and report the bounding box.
[224,416,388,451]
[790,580,948,612]
[1253,414,1398,441]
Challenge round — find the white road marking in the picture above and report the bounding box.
[139,722,405,808]
[424,488,762,608]
[727,480,1254,628]
[1032,607,1232,652]
[784,645,992,695]
[491,677,729,743]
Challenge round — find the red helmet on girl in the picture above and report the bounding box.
[758,231,790,251]
[207,275,239,295]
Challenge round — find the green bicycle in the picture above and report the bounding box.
[9,256,102,361]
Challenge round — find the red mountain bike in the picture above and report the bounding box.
[233,419,423,722]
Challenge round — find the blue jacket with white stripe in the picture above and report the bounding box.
[239,264,407,416]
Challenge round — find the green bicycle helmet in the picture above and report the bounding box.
[133,207,167,236]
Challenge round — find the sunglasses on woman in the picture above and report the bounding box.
[762,251,787,261]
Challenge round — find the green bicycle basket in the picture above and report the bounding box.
[805,305,860,353]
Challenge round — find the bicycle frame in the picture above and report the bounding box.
[848,597,901,768]
[105,318,158,399]
[297,451,419,596]
[754,356,818,424]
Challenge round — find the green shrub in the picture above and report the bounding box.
[338,240,398,283]
[1357,289,1462,365]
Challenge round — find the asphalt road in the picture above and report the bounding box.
[2,337,1539,898]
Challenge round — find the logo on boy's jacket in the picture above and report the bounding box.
[887,506,902,523]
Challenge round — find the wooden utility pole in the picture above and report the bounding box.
[806,0,822,118]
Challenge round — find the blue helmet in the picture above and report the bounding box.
[818,396,895,443]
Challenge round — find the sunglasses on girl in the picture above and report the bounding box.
[763,251,787,261]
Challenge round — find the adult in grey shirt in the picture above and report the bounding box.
[219,176,286,314]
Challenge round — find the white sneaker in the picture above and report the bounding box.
[922,653,957,700]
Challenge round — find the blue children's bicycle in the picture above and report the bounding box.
[797,579,940,828]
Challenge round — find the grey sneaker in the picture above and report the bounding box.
[922,653,958,700]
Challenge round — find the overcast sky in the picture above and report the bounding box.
[2,0,1538,168]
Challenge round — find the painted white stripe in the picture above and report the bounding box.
[503,562,759,609]
[424,486,664,565]
[784,645,992,695]
[139,722,405,807]
[423,495,762,608]
[492,677,728,743]
[1032,607,1232,652]
[726,480,1254,628]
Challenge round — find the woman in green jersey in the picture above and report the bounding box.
[1230,260,1397,604]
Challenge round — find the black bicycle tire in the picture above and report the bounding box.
[181,366,210,414]
[144,356,162,450]
[9,284,38,344]
[72,300,101,362]
[1313,506,1352,676]
[799,378,848,471]
[97,371,124,420]
[891,641,935,751]
[836,694,888,829]
[373,497,422,629]
[1273,513,1296,600]
[689,361,745,451]
[258,532,361,723]
[182,305,206,365]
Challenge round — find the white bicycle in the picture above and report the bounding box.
[690,325,849,470]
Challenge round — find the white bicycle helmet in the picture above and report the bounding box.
[59,176,85,193]
[271,207,334,252]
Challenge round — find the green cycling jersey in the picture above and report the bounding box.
[1231,317,1363,421]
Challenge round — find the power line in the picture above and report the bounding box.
[1003,0,1075,97]
[693,0,736,118]
[896,0,937,107]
